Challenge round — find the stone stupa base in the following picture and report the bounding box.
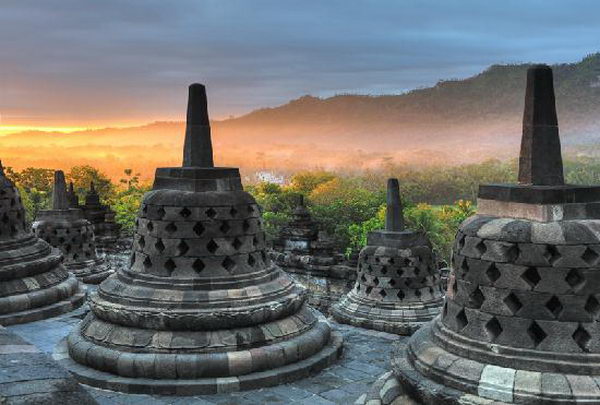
[332,297,443,335]
[0,277,86,326]
[68,258,113,284]
[380,321,600,405]
[53,329,343,395]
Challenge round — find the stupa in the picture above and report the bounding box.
[80,182,120,247]
[33,171,112,284]
[376,65,600,404]
[67,181,80,208]
[332,178,444,335]
[271,195,355,313]
[0,162,84,325]
[55,83,343,395]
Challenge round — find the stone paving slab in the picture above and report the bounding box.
[7,303,403,404]
[0,324,97,404]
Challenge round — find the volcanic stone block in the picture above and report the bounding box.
[0,162,85,326]
[57,83,342,395]
[379,65,600,404]
[33,171,112,284]
[332,178,444,335]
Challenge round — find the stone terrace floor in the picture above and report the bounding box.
[7,295,405,405]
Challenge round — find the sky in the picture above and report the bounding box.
[1,0,600,128]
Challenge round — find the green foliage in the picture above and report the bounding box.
[67,165,114,204]
[113,169,151,236]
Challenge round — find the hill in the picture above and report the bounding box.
[2,54,600,180]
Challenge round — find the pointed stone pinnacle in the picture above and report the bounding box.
[90,181,96,193]
[518,64,564,186]
[385,178,404,232]
[0,160,4,176]
[52,170,69,210]
[69,182,75,193]
[182,83,214,168]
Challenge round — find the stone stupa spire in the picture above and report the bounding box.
[182,83,214,168]
[52,170,69,210]
[518,64,564,186]
[385,178,404,232]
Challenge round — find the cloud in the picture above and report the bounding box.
[1,0,600,124]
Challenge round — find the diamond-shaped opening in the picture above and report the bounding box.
[365,286,373,295]
[177,240,189,256]
[469,287,485,309]
[230,207,238,217]
[242,220,251,232]
[253,236,259,247]
[396,268,404,277]
[220,221,231,233]
[414,267,421,276]
[503,292,522,315]
[247,254,256,267]
[389,278,396,287]
[545,296,563,318]
[375,257,381,263]
[73,253,79,260]
[193,222,205,236]
[157,207,166,219]
[379,289,387,298]
[164,258,176,273]
[415,289,422,298]
[485,263,501,283]
[397,290,405,300]
[143,256,152,269]
[146,221,154,232]
[456,309,468,330]
[154,239,165,252]
[544,245,561,265]
[485,317,503,342]
[179,207,191,218]
[232,238,243,250]
[521,267,541,289]
[475,240,487,256]
[59,237,65,243]
[361,274,367,282]
[460,257,469,278]
[192,259,205,273]
[566,269,585,291]
[165,222,178,233]
[206,239,219,254]
[582,247,599,265]
[222,257,236,271]
[206,208,217,218]
[373,276,380,286]
[573,325,592,352]
[585,295,600,317]
[527,321,547,347]
[381,266,387,275]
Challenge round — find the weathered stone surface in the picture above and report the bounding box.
[0,162,85,326]
[272,195,356,313]
[382,65,600,404]
[61,83,343,395]
[332,178,444,335]
[0,325,97,405]
[33,171,112,284]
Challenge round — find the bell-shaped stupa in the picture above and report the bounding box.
[0,162,84,325]
[56,84,343,395]
[80,181,120,247]
[377,65,600,404]
[332,179,444,334]
[33,171,112,284]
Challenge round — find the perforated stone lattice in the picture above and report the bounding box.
[443,217,600,354]
[130,202,268,278]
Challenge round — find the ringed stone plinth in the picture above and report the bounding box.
[0,162,85,326]
[33,171,112,284]
[390,65,600,404]
[56,83,342,395]
[332,179,444,335]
